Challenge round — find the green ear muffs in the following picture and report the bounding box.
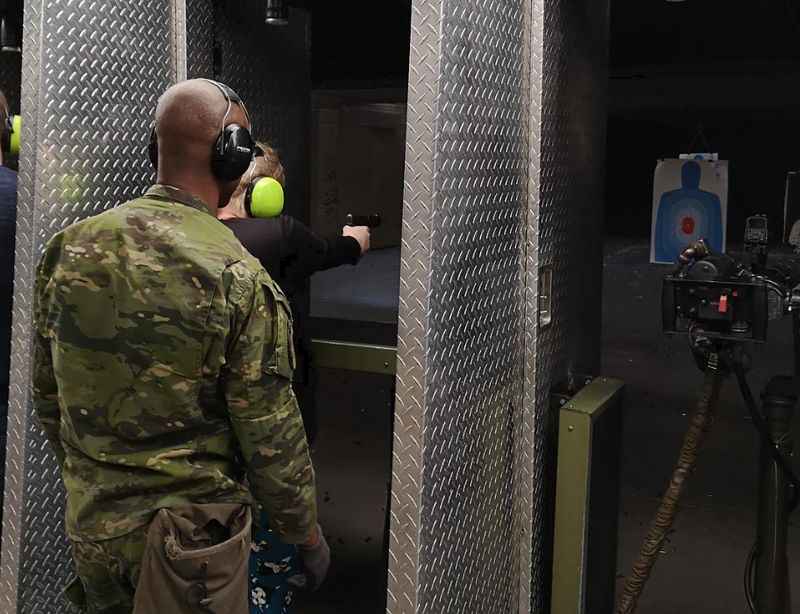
[2,114,20,156]
[245,176,284,218]
[8,114,20,156]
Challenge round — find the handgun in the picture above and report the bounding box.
[346,213,382,229]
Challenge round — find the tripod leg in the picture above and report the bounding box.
[755,376,796,614]
[793,311,800,378]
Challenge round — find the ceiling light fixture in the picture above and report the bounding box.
[265,0,290,26]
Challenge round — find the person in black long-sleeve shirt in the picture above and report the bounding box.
[219,143,369,613]
[218,142,370,444]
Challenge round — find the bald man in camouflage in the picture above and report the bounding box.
[32,79,329,613]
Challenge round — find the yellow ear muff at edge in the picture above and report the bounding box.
[9,115,20,156]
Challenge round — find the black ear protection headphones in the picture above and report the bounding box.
[148,79,256,182]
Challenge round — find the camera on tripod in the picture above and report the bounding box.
[662,215,800,343]
[650,215,800,614]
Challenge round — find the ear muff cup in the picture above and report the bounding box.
[245,176,284,218]
[148,126,158,169]
[8,115,20,156]
[148,123,256,183]
[148,79,255,180]
[2,114,20,155]
[212,124,255,181]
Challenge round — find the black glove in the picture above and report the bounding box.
[289,524,330,591]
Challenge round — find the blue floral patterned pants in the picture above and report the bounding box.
[249,511,302,614]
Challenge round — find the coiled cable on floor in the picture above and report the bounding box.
[616,353,724,614]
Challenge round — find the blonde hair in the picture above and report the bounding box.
[224,141,286,218]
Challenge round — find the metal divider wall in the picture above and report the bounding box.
[530,1,609,611]
[0,1,177,611]
[389,1,534,612]
[390,0,608,612]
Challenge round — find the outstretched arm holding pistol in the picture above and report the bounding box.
[278,215,372,290]
[277,213,380,293]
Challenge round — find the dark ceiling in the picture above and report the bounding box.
[307,0,413,86]
[610,0,800,70]
[308,1,800,85]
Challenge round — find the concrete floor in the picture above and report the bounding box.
[293,369,393,614]
[295,239,800,613]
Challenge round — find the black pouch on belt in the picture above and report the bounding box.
[133,504,252,614]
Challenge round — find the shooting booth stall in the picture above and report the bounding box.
[0,0,610,612]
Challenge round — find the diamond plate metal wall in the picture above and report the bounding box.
[186,0,215,80]
[1,1,176,611]
[391,1,533,612]
[519,2,543,610]
[527,0,610,612]
[211,2,311,224]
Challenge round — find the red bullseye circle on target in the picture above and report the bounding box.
[681,216,696,235]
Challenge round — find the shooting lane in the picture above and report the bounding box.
[605,3,800,614]
[0,1,610,613]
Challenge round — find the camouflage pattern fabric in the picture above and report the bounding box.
[32,184,317,545]
[66,523,148,613]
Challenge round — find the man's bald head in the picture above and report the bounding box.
[155,80,249,172]
[153,79,251,210]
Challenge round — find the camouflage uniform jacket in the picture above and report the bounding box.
[32,184,317,544]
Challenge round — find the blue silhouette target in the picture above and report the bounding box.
[651,159,727,264]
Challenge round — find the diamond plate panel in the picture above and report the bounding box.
[528,1,609,612]
[1,1,176,611]
[186,0,214,79]
[173,0,187,81]
[0,2,42,609]
[391,1,532,612]
[518,0,541,610]
[213,3,310,223]
[388,0,441,609]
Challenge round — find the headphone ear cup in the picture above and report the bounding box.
[211,124,255,181]
[148,127,158,169]
[247,176,284,218]
[8,115,20,156]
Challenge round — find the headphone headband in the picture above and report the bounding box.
[198,78,251,126]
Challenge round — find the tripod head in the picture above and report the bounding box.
[687,333,751,376]
[664,216,800,353]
